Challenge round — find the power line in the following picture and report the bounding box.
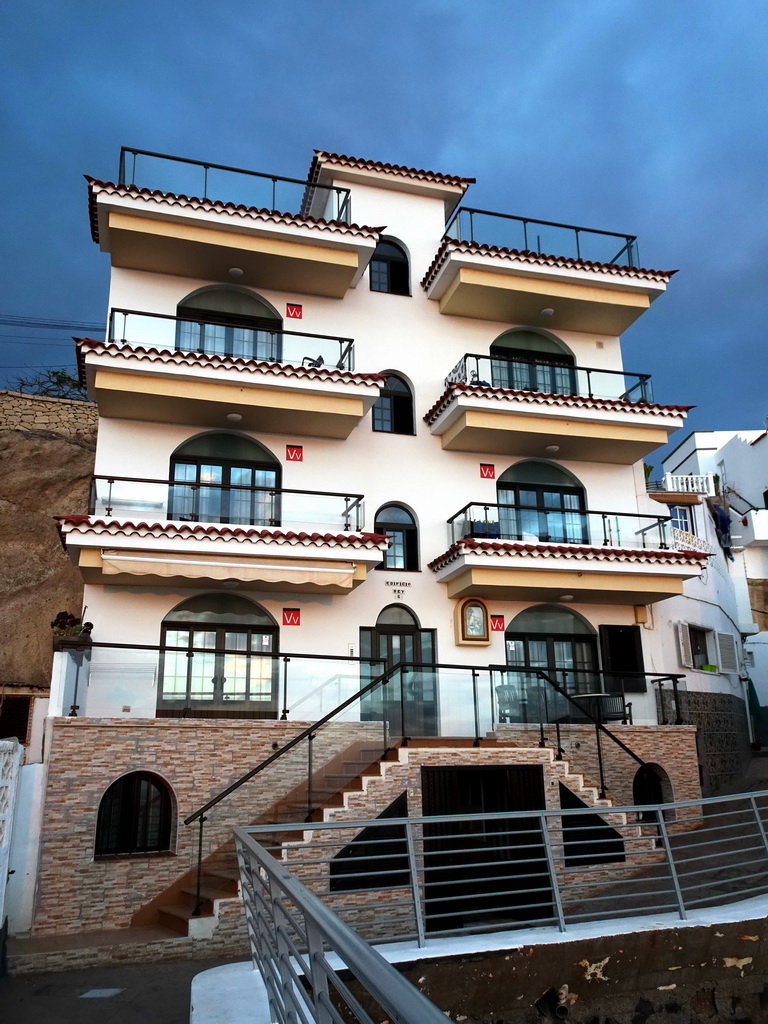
[0,314,104,331]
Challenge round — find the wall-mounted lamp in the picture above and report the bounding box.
[544,444,560,456]
[226,412,243,424]
[228,267,244,279]
[540,307,555,318]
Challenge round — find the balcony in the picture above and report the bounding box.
[647,473,716,498]
[88,148,380,297]
[80,310,382,437]
[431,502,708,604]
[426,352,688,463]
[57,479,388,593]
[423,207,672,334]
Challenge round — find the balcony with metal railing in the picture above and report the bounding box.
[432,502,708,603]
[58,481,387,594]
[88,148,381,297]
[422,206,673,335]
[427,352,687,464]
[81,311,382,437]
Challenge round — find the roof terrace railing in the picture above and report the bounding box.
[444,205,639,267]
[108,308,355,370]
[118,146,352,223]
[446,351,652,403]
[89,475,366,532]
[448,501,672,550]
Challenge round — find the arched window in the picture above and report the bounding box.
[159,594,279,717]
[176,287,282,361]
[369,240,409,295]
[505,604,598,693]
[490,329,575,395]
[375,504,418,571]
[372,374,414,434]
[497,461,587,544]
[95,771,173,857]
[169,432,281,526]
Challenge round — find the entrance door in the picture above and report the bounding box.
[360,605,437,736]
[600,625,646,693]
[421,765,552,930]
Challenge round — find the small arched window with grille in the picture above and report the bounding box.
[95,771,173,857]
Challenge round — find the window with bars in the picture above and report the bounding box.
[95,772,173,857]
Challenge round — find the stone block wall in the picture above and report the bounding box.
[32,717,381,936]
[0,390,97,439]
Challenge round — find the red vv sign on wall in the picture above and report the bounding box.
[286,445,303,462]
[480,464,495,479]
[286,304,303,319]
[282,609,301,626]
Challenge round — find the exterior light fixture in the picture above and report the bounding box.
[226,412,243,424]
[540,307,555,318]
[544,444,560,455]
[559,594,574,602]
[228,267,244,279]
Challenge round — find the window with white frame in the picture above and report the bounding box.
[669,504,694,535]
[676,623,739,673]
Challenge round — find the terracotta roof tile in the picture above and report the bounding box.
[423,381,693,426]
[308,151,475,189]
[428,538,710,572]
[75,337,387,388]
[85,177,384,245]
[421,237,677,291]
[56,515,390,549]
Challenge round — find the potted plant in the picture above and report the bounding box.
[51,610,93,651]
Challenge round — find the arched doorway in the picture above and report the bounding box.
[168,432,281,526]
[497,461,587,544]
[502,605,598,722]
[176,286,282,361]
[633,763,672,823]
[158,594,279,718]
[490,328,576,395]
[360,605,437,736]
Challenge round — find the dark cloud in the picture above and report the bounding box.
[1,0,766,458]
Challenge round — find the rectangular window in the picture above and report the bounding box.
[689,626,710,669]
[670,505,694,534]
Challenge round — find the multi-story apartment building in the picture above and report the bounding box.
[6,147,752,962]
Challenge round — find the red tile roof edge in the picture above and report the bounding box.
[420,237,677,291]
[85,177,385,245]
[307,151,475,189]
[423,381,693,425]
[75,337,388,387]
[55,515,391,548]
[427,538,710,571]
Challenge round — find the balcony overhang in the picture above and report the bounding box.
[79,339,384,438]
[428,539,708,605]
[57,516,389,595]
[422,240,674,335]
[425,384,690,464]
[88,179,382,297]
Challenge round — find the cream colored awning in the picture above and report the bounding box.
[101,550,357,588]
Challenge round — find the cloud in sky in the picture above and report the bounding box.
[1,0,767,457]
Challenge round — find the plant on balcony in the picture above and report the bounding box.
[51,610,93,650]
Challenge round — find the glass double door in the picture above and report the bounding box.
[169,459,278,526]
[360,625,437,736]
[176,314,281,362]
[160,625,278,715]
[498,485,588,544]
[503,633,599,722]
[490,348,576,396]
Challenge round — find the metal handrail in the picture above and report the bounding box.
[235,825,450,1024]
[444,205,638,266]
[118,146,352,221]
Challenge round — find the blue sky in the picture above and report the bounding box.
[2,1,767,465]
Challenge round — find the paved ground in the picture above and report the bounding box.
[0,956,243,1024]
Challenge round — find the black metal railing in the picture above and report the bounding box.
[89,475,365,532]
[444,206,639,267]
[446,351,652,403]
[448,501,671,550]
[118,147,352,222]
[108,308,355,370]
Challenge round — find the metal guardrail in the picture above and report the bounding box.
[446,351,652,403]
[444,206,639,266]
[238,788,768,967]
[235,825,449,1024]
[118,147,352,223]
[108,308,355,370]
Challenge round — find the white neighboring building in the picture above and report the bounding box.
[661,428,768,713]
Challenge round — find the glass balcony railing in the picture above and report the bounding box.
[444,206,639,267]
[118,147,352,223]
[448,502,671,550]
[446,352,652,403]
[90,475,365,532]
[108,308,355,370]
